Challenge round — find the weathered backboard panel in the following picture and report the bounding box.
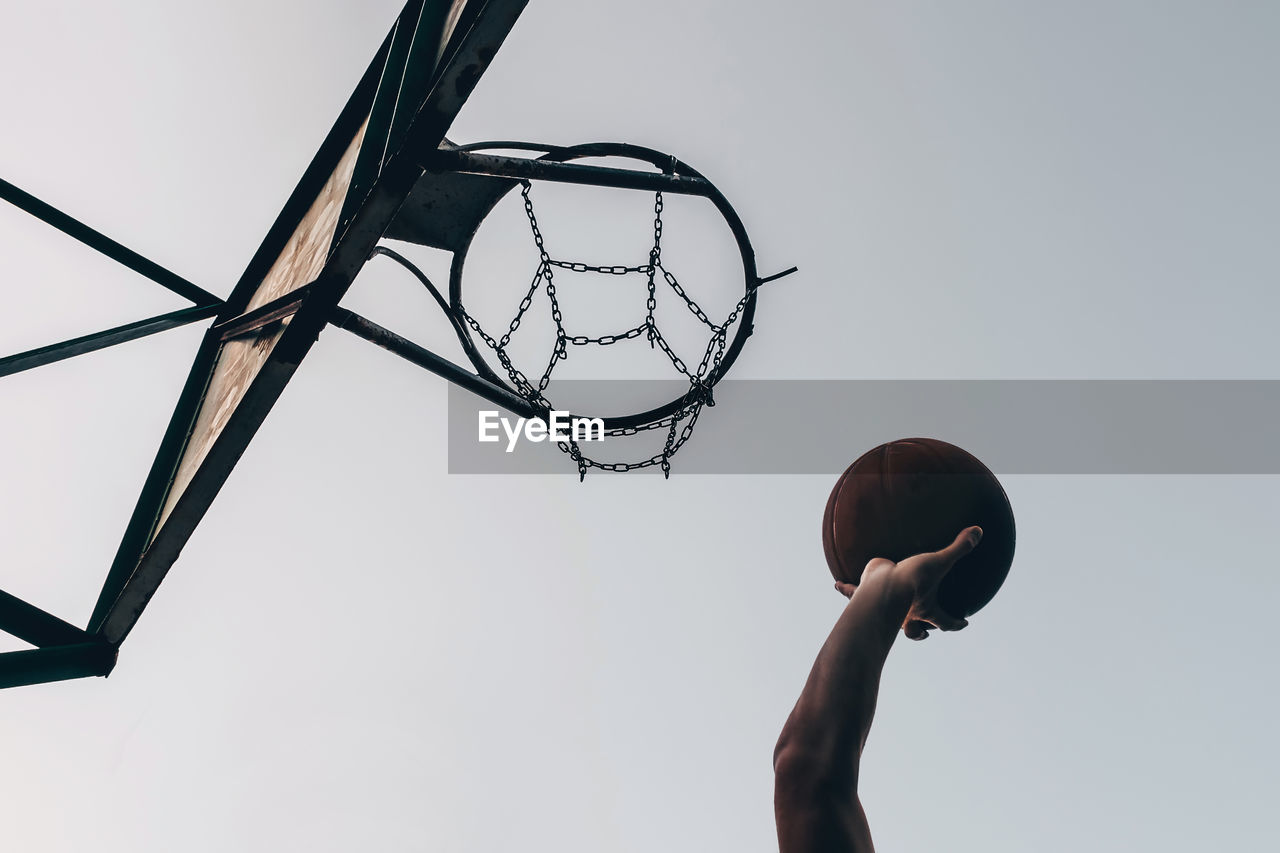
[89,0,528,644]
[155,120,369,535]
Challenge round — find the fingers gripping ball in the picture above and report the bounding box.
[822,438,1016,619]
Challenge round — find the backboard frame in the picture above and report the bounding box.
[86,0,529,646]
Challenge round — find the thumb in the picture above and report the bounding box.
[935,525,983,563]
[904,621,931,641]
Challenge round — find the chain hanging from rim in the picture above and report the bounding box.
[455,181,754,479]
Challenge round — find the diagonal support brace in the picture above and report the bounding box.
[0,588,91,647]
[0,176,221,307]
[0,643,118,689]
[0,303,221,378]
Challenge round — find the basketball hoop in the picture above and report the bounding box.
[355,141,796,477]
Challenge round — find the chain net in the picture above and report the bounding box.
[456,181,753,479]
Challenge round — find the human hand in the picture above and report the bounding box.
[834,526,983,640]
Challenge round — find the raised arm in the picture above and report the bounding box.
[773,526,982,853]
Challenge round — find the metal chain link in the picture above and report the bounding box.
[459,181,754,478]
[566,323,648,346]
[550,260,651,275]
[645,193,662,345]
[657,263,716,328]
[498,262,547,348]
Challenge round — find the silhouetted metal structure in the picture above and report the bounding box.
[0,0,785,687]
[1,0,531,688]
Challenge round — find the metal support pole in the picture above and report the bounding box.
[0,303,221,378]
[0,589,90,648]
[0,177,221,306]
[330,306,544,420]
[0,643,117,690]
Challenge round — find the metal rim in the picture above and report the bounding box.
[445,141,759,431]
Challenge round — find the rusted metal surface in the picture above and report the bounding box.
[384,142,517,250]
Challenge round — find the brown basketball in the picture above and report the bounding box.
[822,437,1015,619]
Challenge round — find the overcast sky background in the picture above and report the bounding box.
[1,2,1277,851]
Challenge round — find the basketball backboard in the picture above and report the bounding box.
[86,0,528,645]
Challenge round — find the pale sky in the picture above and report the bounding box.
[1,2,1277,851]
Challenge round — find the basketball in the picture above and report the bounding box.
[822,437,1016,619]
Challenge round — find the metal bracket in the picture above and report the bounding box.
[212,283,317,341]
[757,266,799,286]
[420,148,716,196]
